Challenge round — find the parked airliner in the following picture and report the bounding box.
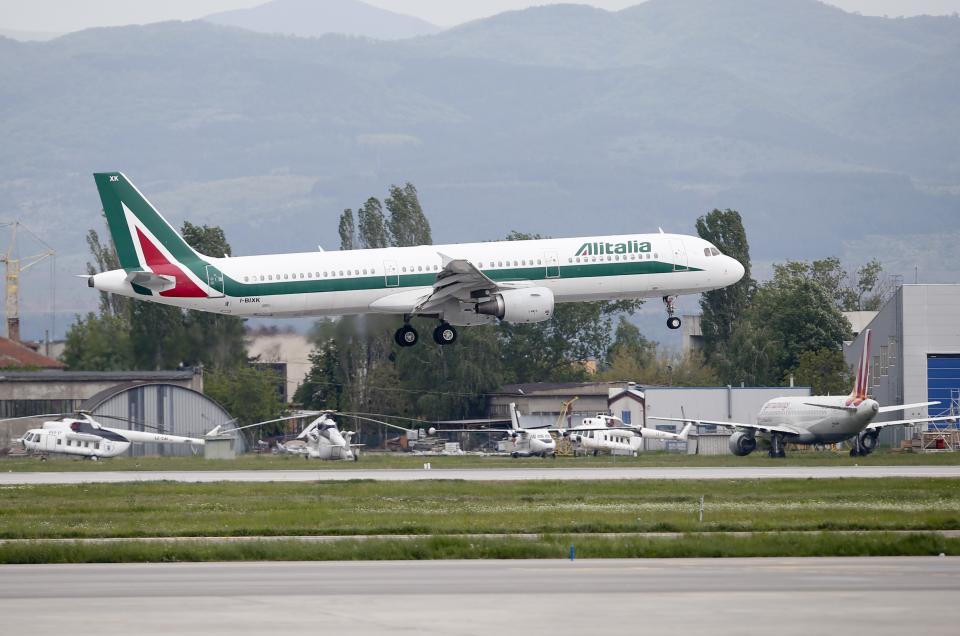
[651,329,955,457]
[87,173,745,346]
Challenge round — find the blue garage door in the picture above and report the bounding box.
[927,354,960,427]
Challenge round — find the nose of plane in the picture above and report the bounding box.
[724,257,745,284]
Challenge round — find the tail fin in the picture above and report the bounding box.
[850,328,872,404]
[509,403,521,431]
[93,172,203,271]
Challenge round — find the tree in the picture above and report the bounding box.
[180,221,246,369]
[720,263,852,385]
[788,348,852,396]
[204,365,283,431]
[61,312,133,370]
[357,197,390,249]
[338,209,356,250]
[606,316,656,367]
[386,183,431,247]
[293,339,346,411]
[696,209,754,364]
[85,228,129,318]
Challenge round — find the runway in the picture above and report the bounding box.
[1,557,957,635]
[3,464,960,484]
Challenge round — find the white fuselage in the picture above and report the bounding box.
[756,396,880,444]
[91,233,743,322]
[511,430,557,457]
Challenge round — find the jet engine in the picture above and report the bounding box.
[475,287,554,324]
[728,432,757,456]
[851,429,879,456]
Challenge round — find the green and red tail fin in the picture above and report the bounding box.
[93,172,212,298]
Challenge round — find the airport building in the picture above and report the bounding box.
[844,284,960,447]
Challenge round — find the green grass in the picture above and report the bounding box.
[3,448,960,471]
[1,533,957,564]
[3,478,960,540]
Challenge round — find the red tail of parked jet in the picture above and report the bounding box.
[847,328,872,406]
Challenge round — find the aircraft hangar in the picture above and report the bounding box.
[844,283,960,447]
[81,382,239,456]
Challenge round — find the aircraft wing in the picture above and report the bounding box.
[866,415,959,431]
[414,254,500,313]
[648,416,801,436]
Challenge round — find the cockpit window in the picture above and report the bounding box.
[710,248,720,256]
[704,248,711,257]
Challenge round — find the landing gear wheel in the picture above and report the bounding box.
[394,325,419,347]
[663,296,681,329]
[432,323,457,345]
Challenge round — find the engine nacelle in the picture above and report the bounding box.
[729,432,757,456]
[475,287,554,324]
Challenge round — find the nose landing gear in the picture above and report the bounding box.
[663,296,681,330]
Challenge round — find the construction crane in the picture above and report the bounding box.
[1,221,55,342]
[553,396,579,456]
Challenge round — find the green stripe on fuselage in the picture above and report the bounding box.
[214,259,701,298]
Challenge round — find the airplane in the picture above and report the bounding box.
[429,404,692,458]
[650,329,958,458]
[86,173,745,346]
[12,412,211,460]
[564,413,694,456]
[428,403,557,457]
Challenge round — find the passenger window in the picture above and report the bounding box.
[339,270,344,276]
[418,266,422,272]
[57,438,62,445]
[268,275,273,281]
[243,276,249,282]
[537,260,542,265]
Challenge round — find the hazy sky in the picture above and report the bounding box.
[2,0,958,32]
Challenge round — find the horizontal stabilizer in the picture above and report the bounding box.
[877,401,939,414]
[804,402,857,411]
[124,271,175,292]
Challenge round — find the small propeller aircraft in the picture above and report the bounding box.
[563,413,693,456]
[427,403,556,457]
[427,403,692,458]
[9,411,214,460]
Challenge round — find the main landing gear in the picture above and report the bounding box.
[394,321,458,348]
[663,296,681,330]
[768,433,787,458]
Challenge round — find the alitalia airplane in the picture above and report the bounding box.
[87,173,745,346]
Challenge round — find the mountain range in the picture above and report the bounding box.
[203,0,441,40]
[0,0,957,340]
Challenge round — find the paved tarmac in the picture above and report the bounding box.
[1,557,957,635]
[2,464,960,484]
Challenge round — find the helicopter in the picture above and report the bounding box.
[8,411,214,460]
